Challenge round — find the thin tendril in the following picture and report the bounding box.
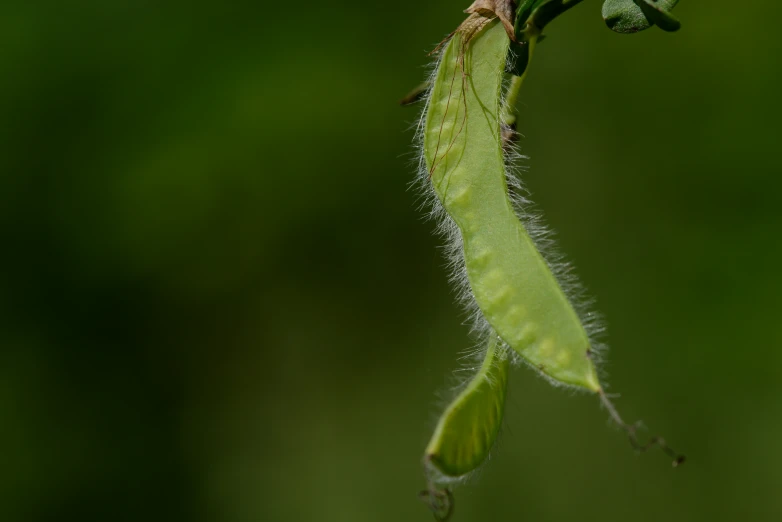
[598,389,686,467]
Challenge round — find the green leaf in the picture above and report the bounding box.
[638,0,681,32]
[602,0,680,33]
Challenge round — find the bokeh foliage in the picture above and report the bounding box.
[1,1,781,521]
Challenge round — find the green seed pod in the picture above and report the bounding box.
[423,19,600,391]
[425,336,510,478]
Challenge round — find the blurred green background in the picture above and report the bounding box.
[1,1,780,521]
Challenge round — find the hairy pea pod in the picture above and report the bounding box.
[425,335,510,479]
[424,19,600,391]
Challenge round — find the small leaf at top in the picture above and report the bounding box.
[602,0,680,34]
[638,0,681,32]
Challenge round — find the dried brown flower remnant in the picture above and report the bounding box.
[465,0,517,41]
[428,0,516,57]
